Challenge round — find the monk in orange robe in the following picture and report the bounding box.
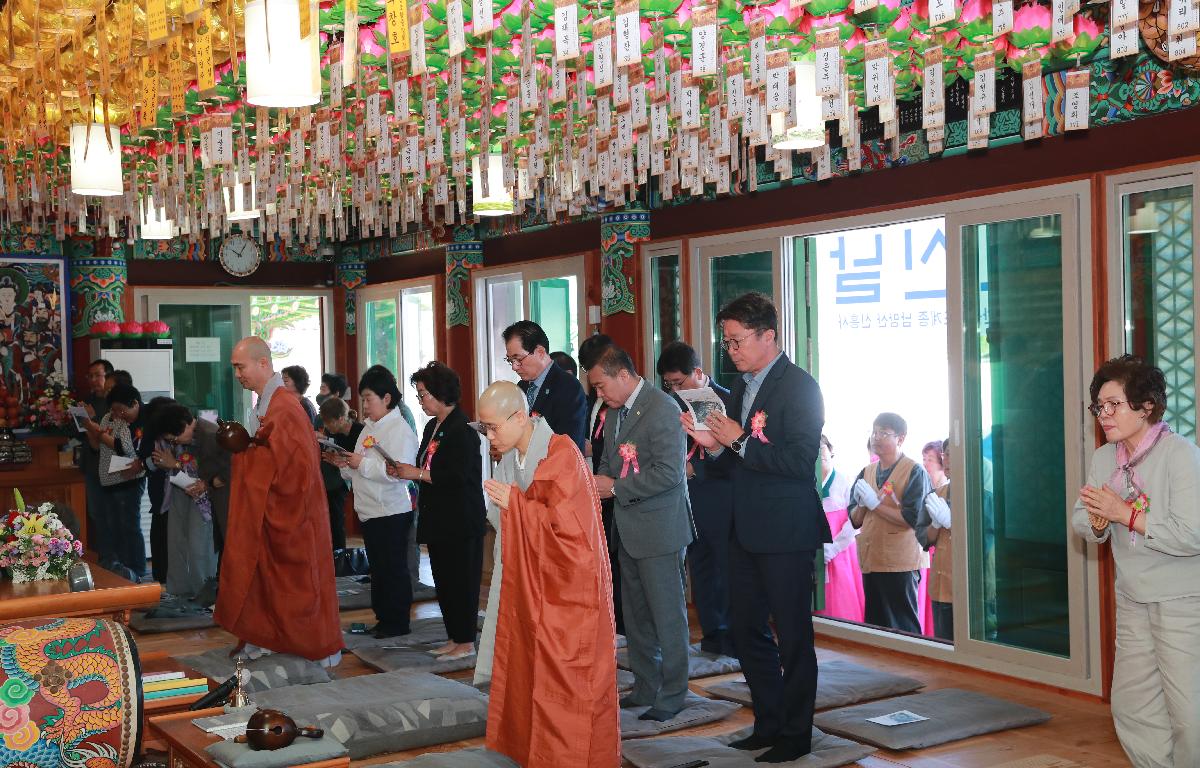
[214,337,342,663]
[479,381,620,768]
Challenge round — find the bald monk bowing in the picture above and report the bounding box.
[477,381,620,768]
[215,337,342,665]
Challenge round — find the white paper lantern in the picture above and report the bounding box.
[70,124,123,197]
[772,61,825,151]
[245,0,321,108]
[224,172,261,221]
[140,196,176,240]
[471,153,514,216]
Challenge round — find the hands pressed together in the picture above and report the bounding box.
[1079,484,1130,530]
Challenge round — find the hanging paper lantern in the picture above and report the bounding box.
[245,0,321,108]
[140,196,176,240]
[224,171,261,222]
[471,154,514,217]
[69,124,123,197]
[771,61,825,151]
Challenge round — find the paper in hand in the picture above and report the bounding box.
[68,406,90,433]
[677,387,728,431]
[867,710,930,727]
[107,454,136,473]
[169,472,198,490]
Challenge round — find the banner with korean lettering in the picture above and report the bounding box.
[812,218,950,474]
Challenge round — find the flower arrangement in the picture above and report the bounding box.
[90,320,121,338]
[142,320,171,338]
[119,320,144,338]
[0,489,83,582]
[30,370,78,430]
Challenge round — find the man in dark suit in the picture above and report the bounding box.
[684,292,829,764]
[502,320,588,450]
[593,346,694,722]
[658,340,735,657]
[579,333,623,634]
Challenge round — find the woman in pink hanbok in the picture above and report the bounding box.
[817,435,865,622]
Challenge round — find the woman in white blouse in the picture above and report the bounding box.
[1073,355,1200,768]
[328,365,419,639]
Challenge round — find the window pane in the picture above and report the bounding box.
[252,295,325,415]
[1124,185,1195,440]
[159,303,243,421]
[363,298,399,374]
[487,276,524,385]
[710,251,773,390]
[530,276,578,358]
[400,286,437,432]
[962,216,1070,657]
[650,253,681,368]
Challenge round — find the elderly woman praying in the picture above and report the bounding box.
[1072,354,1200,768]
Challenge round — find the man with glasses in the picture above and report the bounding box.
[474,380,619,768]
[849,413,932,635]
[657,340,735,657]
[682,292,828,763]
[502,320,588,450]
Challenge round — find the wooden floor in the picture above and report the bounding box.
[132,553,1130,768]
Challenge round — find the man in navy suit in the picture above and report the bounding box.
[658,340,735,657]
[684,292,829,764]
[502,320,588,451]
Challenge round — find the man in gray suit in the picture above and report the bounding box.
[591,346,694,722]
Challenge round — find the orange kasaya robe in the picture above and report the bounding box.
[214,387,342,661]
[486,434,621,768]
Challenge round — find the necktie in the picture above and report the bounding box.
[526,383,538,410]
[617,405,629,434]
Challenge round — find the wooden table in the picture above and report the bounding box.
[0,565,161,624]
[149,708,350,768]
[139,651,219,753]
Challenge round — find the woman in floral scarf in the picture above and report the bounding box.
[1074,355,1200,768]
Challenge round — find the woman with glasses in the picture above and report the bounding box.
[327,365,420,639]
[1073,355,1200,768]
[388,362,485,661]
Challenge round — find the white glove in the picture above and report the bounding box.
[824,520,857,564]
[925,492,951,529]
[823,543,838,564]
[853,479,881,510]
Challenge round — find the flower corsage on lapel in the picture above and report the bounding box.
[362,435,377,454]
[424,439,439,470]
[749,410,770,444]
[619,442,641,478]
[879,480,895,502]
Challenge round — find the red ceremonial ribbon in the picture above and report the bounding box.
[593,408,607,440]
[619,442,640,478]
[687,441,705,461]
[423,440,438,470]
[749,410,770,444]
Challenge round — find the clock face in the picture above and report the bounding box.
[219,235,262,277]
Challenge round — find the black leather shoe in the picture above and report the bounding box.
[754,737,811,763]
[637,708,679,722]
[619,695,648,709]
[729,733,776,751]
[372,626,411,639]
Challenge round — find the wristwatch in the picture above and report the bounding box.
[730,434,747,454]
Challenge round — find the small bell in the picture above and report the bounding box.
[228,658,253,709]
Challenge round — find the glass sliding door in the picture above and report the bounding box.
[399,285,437,431]
[949,191,1091,684]
[530,276,577,357]
[642,243,683,376]
[157,303,244,421]
[363,297,399,372]
[1113,169,1199,440]
[252,295,326,415]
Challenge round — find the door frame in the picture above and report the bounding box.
[640,240,684,378]
[135,286,335,417]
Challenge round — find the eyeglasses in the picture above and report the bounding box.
[1088,400,1130,418]
[414,391,430,401]
[720,330,759,352]
[469,411,520,435]
[503,352,532,367]
[871,430,897,440]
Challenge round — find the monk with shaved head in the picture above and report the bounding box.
[475,381,619,768]
[215,337,342,665]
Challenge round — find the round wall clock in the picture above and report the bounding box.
[219,234,263,277]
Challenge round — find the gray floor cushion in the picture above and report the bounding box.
[206,734,348,768]
[617,643,741,679]
[703,660,925,711]
[129,609,215,633]
[376,748,519,767]
[617,667,634,693]
[250,670,489,759]
[622,725,875,768]
[813,688,1051,750]
[175,647,333,692]
[414,581,437,602]
[336,575,373,611]
[620,691,740,739]
[354,643,478,675]
[344,616,467,652]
